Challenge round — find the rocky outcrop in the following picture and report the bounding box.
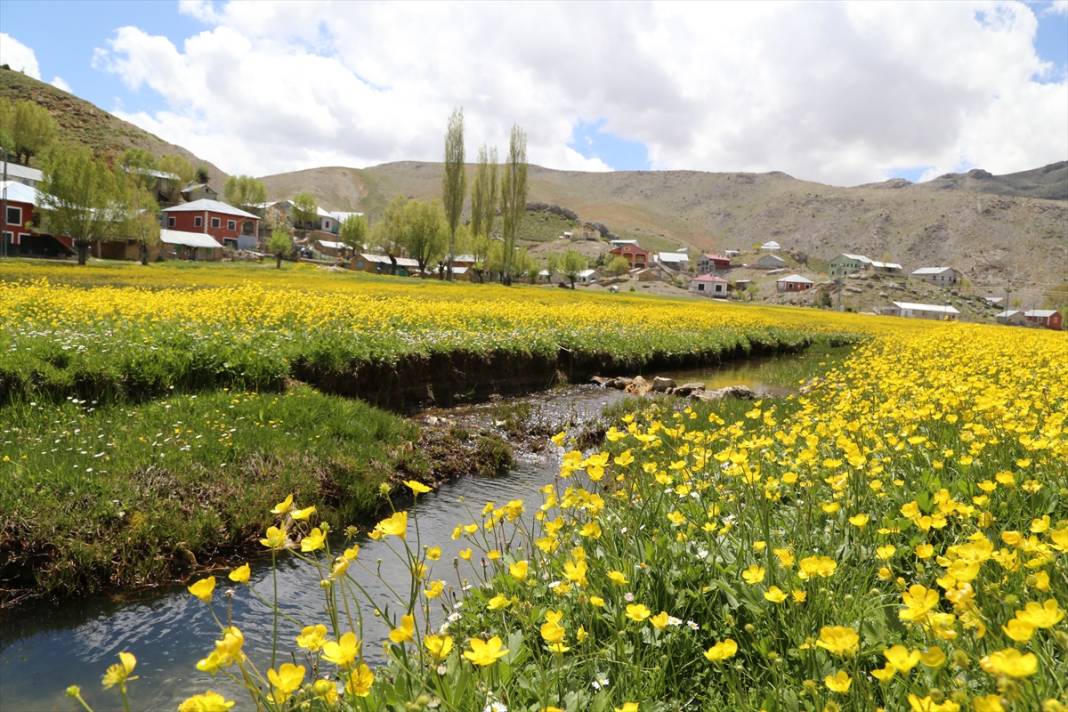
[592,375,756,402]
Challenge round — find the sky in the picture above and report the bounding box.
[1,0,1066,185]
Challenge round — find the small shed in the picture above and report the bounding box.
[689,273,728,298]
[754,254,787,270]
[995,310,1026,325]
[760,240,781,251]
[160,229,223,261]
[1023,309,1063,330]
[776,274,814,292]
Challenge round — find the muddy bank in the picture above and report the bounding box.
[294,335,820,412]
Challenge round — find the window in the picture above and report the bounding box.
[194,216,203,227]
[227,220,236,231]
[6,206,21,226]
[168,216,176,227]
[2,231,12,243]
[210,217,221,229]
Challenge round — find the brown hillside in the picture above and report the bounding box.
[0,69,226,187]
[262,161,1068,299]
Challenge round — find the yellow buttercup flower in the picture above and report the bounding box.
[322,631,360,668]
[764,586,787,603]
[980,648,1038,678]
[296,624,328,651]
[607,570,628,585]
[741,564,766,584]
[290,505,316,521]
[389,614,415,644]
[187,576,215,603]
[345,663,374,697]
[625,603,651,622]
[824,670,851,693]
[227,563,250,584]
[177,691,235,712]
[463,636,509,666]
[260,525,288,550]
[650,611,670,629]
[703,639,737,662]
[266,663,304,702]
[101,651,137,690]
[509,559,529,581]
[374,511,408,538]
[405,480,431,494]
[270,494,294,516]
[816,626,859,657]
[424,634,454,661]
[301,527,326,552]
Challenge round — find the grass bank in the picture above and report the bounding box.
[0,385,510,605]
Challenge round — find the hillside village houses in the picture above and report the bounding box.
[654,250,690,271]
[697,253,731,272]
[754,253,786,270]
[829,253,903,277]
[689,273,728,298]
[162,199,260,250]
[884,301,960,321]
[1023,309,1063,330]
[776,274,814,292]
[911,266,961,287]
[609,242,649,268]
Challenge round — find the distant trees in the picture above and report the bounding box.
[371,196,408,274]
[606,255,630,276]
[402,200,446,274]
[223,175,267,211]
[338,214,368,257]
[158,155,194,202]
[39,145,120,265]
[499,125,528,286]
[470,146,498,243]
[267,226,292,268]
[115,176,161,265]
[0,99,57,164]
[560,249,587,289]
[292,193,318,231]
[441,108,465,280]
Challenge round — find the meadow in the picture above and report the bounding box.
[2,260,1065,711]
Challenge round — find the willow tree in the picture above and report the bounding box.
[115,176,161,265]
[441,108,465,281]
[499,126,527,286]
[338,214,368,258]
[40,145,118,265]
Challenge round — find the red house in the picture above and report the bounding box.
[0,181,73,257]
[1024,309,1063,331]
[698,253,731,272]
[162,199,260,249]
[609,243,648,268]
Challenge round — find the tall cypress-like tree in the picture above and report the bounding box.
[442,108,466,281]
[499,126,527,286]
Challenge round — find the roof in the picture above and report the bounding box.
[163,199,259,219]
[0,180,42,205]
[182,182,214,192]
[911,266,955,275]
[160,229,222,249]
[761,240,781,249]
[609,239,639,246]
[870,260,902,270]
[702,253,730,261]
[693,273,728,282]
[127,167,179,180]
[996,310,1022,318]
[777,274,814,284]
[316,240,347,250]
[756,254,786,263]
[835,253,872,263]
[359,253,419,268]
[656,251,689,263]
[1024,309,1059,318]
[611,243,647,253]
[577,269,597,277]
[1,161,44,183]
[892,301,960,314]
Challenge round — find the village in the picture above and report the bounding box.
[1,154,1062,330]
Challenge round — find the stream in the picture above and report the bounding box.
[0,348,844,712]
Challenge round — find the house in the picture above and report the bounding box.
[689,273,728,298]
[314,239,350,258]
[353,253,419,276]
[158,229,224,261]
[180,183,218,202]
[754,254,786,270]
[126,167,181,205]
[870,260,903,274]
[162,199,260,249]
[984,296,1004,307]
[1,160,44,187]
[655,251,690,271]
[609,239,639,248]
[451,254,477,268]
[995,310,1027,326]
[576,268,598,284]
[0,180,72,257]
[1023,309,1063,330]
[731,279,752,292]
[911,267,961,287]
[760,240,781,251]
[829,253,872,277]
[777,274,814,292]
[609,243,649,268]
[698,253,731,272]
[724,249,741,258]
[317,208,364,235]
[887,301,960,321]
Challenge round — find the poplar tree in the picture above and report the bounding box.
[441,108,465,281]
[499,126,527,286]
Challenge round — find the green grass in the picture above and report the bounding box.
[518,209,580,243]
[0,385,419,600]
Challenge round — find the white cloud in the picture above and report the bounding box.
[1044,0,1068,15]
[50,76,72,93]
[1,33,42,79]
[92,1,1067,185]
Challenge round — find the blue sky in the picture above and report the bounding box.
[1,1,1065,182]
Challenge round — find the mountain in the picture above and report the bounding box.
[0,68,226,186]
[261,161,1068,296]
